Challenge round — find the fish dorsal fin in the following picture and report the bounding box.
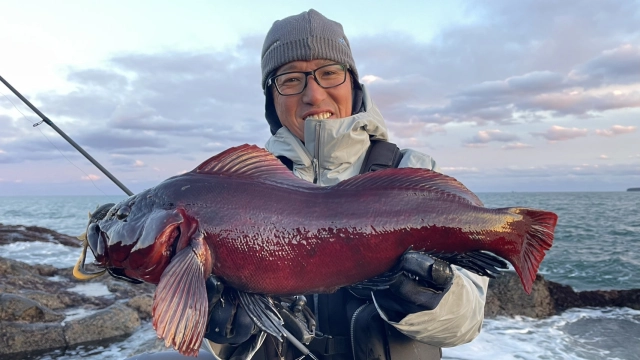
[194,144,302,182]
[332,168,484,206]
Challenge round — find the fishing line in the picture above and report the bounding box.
[0,88,107,195]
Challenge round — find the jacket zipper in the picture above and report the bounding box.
[313,122,322,184]
[350,302,369,359]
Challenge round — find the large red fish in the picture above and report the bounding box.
[74,144,557,356]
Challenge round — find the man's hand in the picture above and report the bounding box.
[203,276,257,344]
[373,251,454,321]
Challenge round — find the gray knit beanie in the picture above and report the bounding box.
[261,9,359,89]
[262,9,364,135]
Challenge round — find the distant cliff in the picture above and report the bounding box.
[627,188,640,192]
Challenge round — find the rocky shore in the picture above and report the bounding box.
[1,223,639,359]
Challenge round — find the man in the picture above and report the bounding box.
[202,9,488,360]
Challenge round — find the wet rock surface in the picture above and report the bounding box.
[0,254,156,358]
[0,223,157,359]
[1,223,639,358]
[0,223,81,247]
[485,271,640,318]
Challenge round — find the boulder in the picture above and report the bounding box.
[485,272,555,318]
[0,293,65,323]
[63,303,141,346]
[548,281,640,311]
[0,247,151,358]
[0,322,67,357]
[485,271,640,318]
[0,223,81,247]
[128,294,154,320]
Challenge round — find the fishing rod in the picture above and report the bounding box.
[0,74,133,196]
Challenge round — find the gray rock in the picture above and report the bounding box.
[484,271,640,318]
[0,257,67,294]
[0,293,65,323]
[104,276,156,299]
[548,281,640,311]
[63,303,141,346]
[128,294,154,320]
[0,223,81,247]
[19,290,70,310]
[485,272,555,318]
[0,257,116,309]
[0,322,66,357]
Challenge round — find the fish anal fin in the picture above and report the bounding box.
[332,168,484,206]
[152,233,213,356]
[194,144,304,184]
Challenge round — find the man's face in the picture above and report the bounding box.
[272,59,353,141]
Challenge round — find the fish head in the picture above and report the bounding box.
[86,190,198,284]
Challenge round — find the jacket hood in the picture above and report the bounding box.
[265,85,388,185]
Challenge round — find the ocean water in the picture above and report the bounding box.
[1,192,639,359]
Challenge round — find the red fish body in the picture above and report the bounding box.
[82,144,557,355]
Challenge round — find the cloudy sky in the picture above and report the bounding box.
[1,0,639,195]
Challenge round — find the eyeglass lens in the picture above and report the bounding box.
[274,64,347,95]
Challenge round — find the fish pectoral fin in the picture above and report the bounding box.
[153,245,209,357]
[434,250,509,278]
[236,290,285,340]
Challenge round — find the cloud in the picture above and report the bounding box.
[387,121,445,138]
[33,44,269,157]
[348,1,640,134]
[81,174,100,181]
[4,0,640,194]
[109,154,146,168]
[595,124,637,137]
[599,155,609,159]
[465,130,519,146]
[76,130,167,152]
[531,125,589,141]
[568,44,640,88]
[440,166,480,175]
[502,142,533,150]
[522,90,640,115]
[67,68,129,90]
[464,162,640,179]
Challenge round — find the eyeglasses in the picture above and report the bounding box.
[267,63,350,96]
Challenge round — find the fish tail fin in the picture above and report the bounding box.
[507,208,557,294]
[153,232,213,356]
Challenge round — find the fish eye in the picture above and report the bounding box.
[116,205,131,220]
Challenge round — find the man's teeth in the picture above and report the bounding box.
[305,112,332,120]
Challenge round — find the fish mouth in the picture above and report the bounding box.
[73,231,107,280]
[73,204,115,281]
[79,223,182,284]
